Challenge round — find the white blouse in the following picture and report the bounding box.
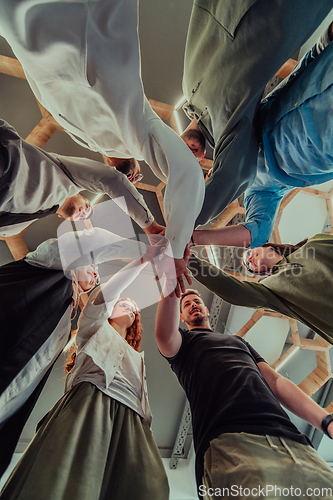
[65,262,152,424]
[65,304,152,425]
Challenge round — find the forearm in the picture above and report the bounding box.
[271,374,331,434]
[188,255,268,308]
[103,172,154,229]
[155,283,182,357]
[94,260,148,305]
[193,225,251,247]
[77,259,148,347]
[57,155,154,229]
[58,228,146,270]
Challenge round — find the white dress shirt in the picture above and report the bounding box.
[0,0,205,257]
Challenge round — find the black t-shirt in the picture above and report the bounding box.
[166,328,310,488]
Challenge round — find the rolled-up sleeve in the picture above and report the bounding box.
[241,186,289,247]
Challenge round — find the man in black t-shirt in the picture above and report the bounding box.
[155,288,333,499]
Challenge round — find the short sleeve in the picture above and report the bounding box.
[242,338,266,364]
[25,238,62,269]
[162,328,186,371]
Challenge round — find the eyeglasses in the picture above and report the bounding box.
[92,264,100,286]
[127,172,143,184]
[72,203,93,222]
[118,300,138,314]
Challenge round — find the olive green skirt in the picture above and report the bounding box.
[1,382,169,500]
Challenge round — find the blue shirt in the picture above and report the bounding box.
[242,32,333,247]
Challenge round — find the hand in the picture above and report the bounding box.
[173,244,193,296]
[144,220,166,245]
[142,241,168,262]
[144,220,165,235]
[173,256,193,297]
[154,244,193,298]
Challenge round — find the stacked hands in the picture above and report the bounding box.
[143,233,193,298]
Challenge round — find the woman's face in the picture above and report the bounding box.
[110,299,138,328]
[76,266,98,292]
[243,246,278,274]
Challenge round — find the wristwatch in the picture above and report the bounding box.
[321,414,333,438]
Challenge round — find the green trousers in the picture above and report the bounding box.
[0,383,169,500]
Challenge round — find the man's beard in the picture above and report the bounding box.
[186,313,207,327]
[63,202,76,218]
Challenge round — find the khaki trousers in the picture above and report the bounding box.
[202,432,333,499]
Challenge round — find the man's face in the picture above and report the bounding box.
[180,294,209,327]
[243,246,279,274]
[126,160,143,184]
[57,194,92,221]
[181,130,206,160]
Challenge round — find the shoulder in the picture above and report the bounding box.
[25,238,61,269]
[162,328,190,362]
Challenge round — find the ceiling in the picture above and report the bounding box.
[1,2,333,498]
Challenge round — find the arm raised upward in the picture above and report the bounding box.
[155,284,182,358]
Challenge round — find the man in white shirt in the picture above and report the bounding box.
[0,0,205,272]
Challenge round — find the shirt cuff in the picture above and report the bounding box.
[140,212,155,229]
[164,237,190,259]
